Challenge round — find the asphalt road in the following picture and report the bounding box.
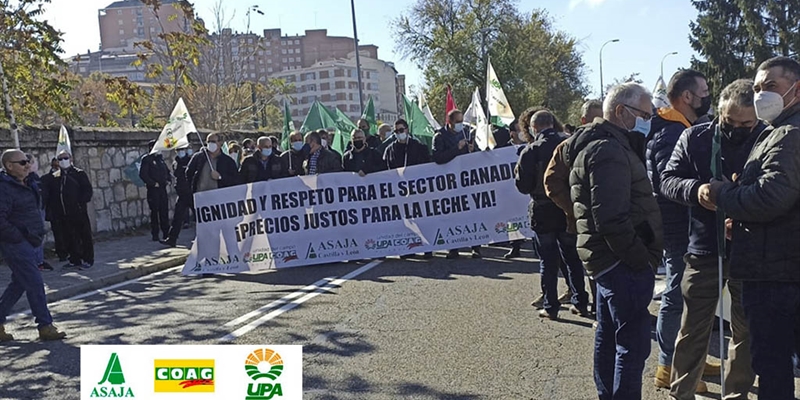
[0,244,796,399]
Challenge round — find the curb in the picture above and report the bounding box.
[44,253,189,304]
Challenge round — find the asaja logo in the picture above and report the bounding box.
[154,359,215,393]
[305,238,359,259]
[433,223,489,246]
[245,348,284,400]
[91,353,135,398]
[193,254,243,272]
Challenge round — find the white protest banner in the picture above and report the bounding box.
[182,147,533,274]
[151,98,194,154]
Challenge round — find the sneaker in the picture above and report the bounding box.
[0,325,13,342]
[62,262,81,271]
[81,262,94,269]
[558,290,573,304]
[446,250,459,259]
[592,321,599,330]
[471,248,482,259]
[422,252,433,259]
[38,262,54,271]
[38,324,66,341]
[570,304,591,318]
[503,248,521,259]
[159,239,177,248]
[531,294,544,309]
[538,309,558,320]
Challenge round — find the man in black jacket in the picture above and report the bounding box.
[279,131,306,178]
[661,79,761,399]
[41,158,69,262]
[433,109,480,259]
[384,119,430,169]
[161,144,193,248]
[240,136,281,183]
[357,119,382,149]
[0,149,66,342]
[140,140,172,242]
[516,110,589,320]
[343,129,384,176]
[42,150,94,270]
[303,131,343,175]
[186,133,240,193]
[707,56,800,399]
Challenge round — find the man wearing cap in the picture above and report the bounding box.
[139,140,172,242]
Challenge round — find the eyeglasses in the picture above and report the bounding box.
[10,159,30,166]
[395,129,406,133]
[623,104,653,121]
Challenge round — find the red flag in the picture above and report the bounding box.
[445,85,458,124]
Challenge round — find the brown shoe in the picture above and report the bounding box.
[0,325,13,342]
[654,365,709,392]
[703,361,721,376]
[38,325,66,341]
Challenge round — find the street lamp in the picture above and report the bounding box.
[245,5,263,34]
[661,51,678,79]
[350,0,365,115]
[599,39,620,99]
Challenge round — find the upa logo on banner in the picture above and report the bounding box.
[364,235,423,251]
[154,359,215,393]
[245,248,299,264]
[91,353,135,398]
[245,348,285,400]
[495,219,530,234]
[433,222,489,246]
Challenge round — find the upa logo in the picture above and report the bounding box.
[154,359,215,393]
[495,220,530,234]
[364,237,423,250]
[91,353,135,398]
[245,348,284,400]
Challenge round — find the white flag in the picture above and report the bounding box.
[653,76,671,109]
[486,60,515,127]
[464,87,496,150]
[418,91,442,130]
[463,87,480,127]
[151,98,195,154]
[57,125,72,156]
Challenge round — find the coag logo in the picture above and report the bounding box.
[91,353,135,398]
[245,348,284,400]
[364,237,423,250]
[244,250,299,264]
[154,359,215,393]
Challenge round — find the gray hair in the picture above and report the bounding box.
[603,83,653,118]
[257,136,271,147]
[581,99,603,119]
[718,79,755,112]
[1,149,24,169]
[532,110,554,128]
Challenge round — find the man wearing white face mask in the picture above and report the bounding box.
[706,56,800,400]
[565,83,663,399]
[186,132,240,194]
[279,131,306,178]
[240,136,281,183]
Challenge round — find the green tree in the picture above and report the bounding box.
[394,0,588,124]
[689,0,800,99]
[603,72,643,97]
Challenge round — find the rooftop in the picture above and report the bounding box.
[103,0,178,9]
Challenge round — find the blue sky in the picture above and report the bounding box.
[45,0,701,100]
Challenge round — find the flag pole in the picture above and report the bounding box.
[195,131,215,172]
[711,121,726,391]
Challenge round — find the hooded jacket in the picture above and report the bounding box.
[0,171,46,247]
[41,166,93,220]
[515,128,570,233]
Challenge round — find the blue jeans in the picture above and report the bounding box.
[594,263,655,400]
[656,230,688,366]
[533,231,588,315]
[741,281,800,400]
[0,240,54,327]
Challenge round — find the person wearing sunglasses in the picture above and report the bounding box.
[0,149,67,342]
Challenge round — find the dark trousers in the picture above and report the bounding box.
[534,230,588,315]
[741,281,800,400]
[167,193,192,242]
[0,241,53,327]
[63,212,94,265]
[594,263,655,400]
[147,186,170,239]
[49,218,69,260]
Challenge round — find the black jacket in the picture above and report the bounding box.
[185,149,240,192]
[661,121,762,258]
[240,154,282,183]
[515,128,569,233]
[0,171,45,247]
[139,153,171,188]
[567,119,663,275]
[173,154,192,196]
[278,150,306,178]
[717,103,800,282]
[41,166,93,220]
[432,127,470,164]
[366,134,382,150]
[384,138,430,169]
[343,148,385,174]
[303,148,343,175]
[646,111,693,236]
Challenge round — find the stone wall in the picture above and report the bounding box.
[0,126,265,240]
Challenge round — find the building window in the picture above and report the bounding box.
[119,29,125,35]
[334,69,344,77]
[117,10,123,15]
[320,70,329,79]
[281,49,286,54]
[267,59,272,64]
[349,93,353,101]
[282,58,287,63]
[266,50,272,55]
[265,41,271,46]
[136,8,142,16]
[150,27,155,32]
[268,67,273,73]
[259,76,266,82]
[281,40,286,45]
[258,50,263,56]
[287,48,293,54]
[350,105,359,112]
[118,19,124,25]
[259,59,263,64]
[248,38,253,44]
[321,83,330,90]
[137,28,144,36]
[294,40,300,45]
[335,81,345,89]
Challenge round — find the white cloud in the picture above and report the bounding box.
[568,0,610,10]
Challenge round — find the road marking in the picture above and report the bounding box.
[220,260,383,342]
[6,266,182,322]
[222,276,337,327]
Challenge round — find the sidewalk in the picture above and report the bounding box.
[0,228,195,313]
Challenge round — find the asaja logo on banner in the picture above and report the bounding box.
[91,353,135,398]
[433,223,489,246]
[364,236,423,251]
[305,238,359,260]
[245,348,285,400]
[192,254,243,272]
[154,359,215,393]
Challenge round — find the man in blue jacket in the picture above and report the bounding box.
[648,69,721,386]
[661,79,762,399]
[0,149,66,342]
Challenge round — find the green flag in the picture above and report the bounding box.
[299,101,338,133]
[361,96,378,135]
[281,101,296,150]
[332,107,357,154]
[402,94,436,149]
[221,141,229,155]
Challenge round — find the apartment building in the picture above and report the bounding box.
[98,0,192,52]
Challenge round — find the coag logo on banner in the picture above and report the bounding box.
[244,248,299,264]
[90,353,135,398]
[154,359,215,393]
[495,219,530,234]
[191,254,243,272]
[433,222,490,246]
[305,238,359,260]
[245,348,285,400]
[364,236,423,251]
